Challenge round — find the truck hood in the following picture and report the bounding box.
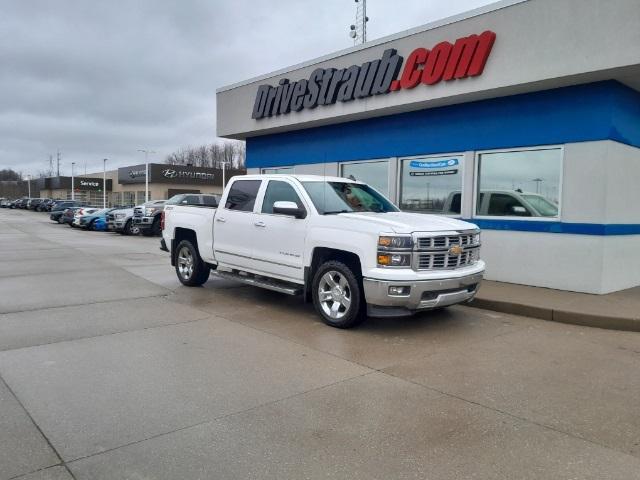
[333,211,478,234]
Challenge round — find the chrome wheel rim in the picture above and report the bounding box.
[177,246,194,280]
[318,271,352,320]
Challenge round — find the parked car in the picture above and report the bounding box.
[50,200,84,212]
[165,193,220,207]
[163,174,485,328]
[71,208,100,228]
[75,208,114,230]
[0,198,11,208]
[14,198,29,209]
[106,205,142,235]
[59,207,82,224]
[132,199,167,236]
[38,199,57,211]
[443,190,559,217]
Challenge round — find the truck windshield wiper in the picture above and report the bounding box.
[323,210,351,215]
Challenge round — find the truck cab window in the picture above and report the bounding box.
[224,180,261,212]
[261,181,303,214]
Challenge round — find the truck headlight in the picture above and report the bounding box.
[378,236,413,249]
[377,253,411,267]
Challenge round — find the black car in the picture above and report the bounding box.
[59,207,82,225]
[38,199,56,212]
[50,200,83,212]
[29,198,49,211]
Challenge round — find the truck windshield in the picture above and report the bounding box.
[522,195,559,217]
[301,181,399,214]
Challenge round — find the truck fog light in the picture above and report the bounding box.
[388,286,410,296]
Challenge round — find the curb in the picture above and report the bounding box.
[468,298,640,332]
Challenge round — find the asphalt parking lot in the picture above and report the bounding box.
[1,208,640,480]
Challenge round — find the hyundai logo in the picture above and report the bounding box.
[162,169,178,178]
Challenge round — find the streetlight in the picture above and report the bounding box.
[27,175,31,197]
[138,149,155,202]
[221,161,230,191]
[71,162,76,200]
[103,158,108,208]
[531,178,544,194]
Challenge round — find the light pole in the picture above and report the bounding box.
[27,175,31,197]
[221,161,230,191]
[138,149,155,202]
[103,158,108,208]
[71,162,76,200]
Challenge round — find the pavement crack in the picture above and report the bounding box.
[0,374,65,475]
[65,370,377,466]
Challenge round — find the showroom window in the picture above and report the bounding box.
[399,155,463,214]
[261,167,294,174]
[122,191,136,206]
[475,147,562,218]
[340,160,389,197]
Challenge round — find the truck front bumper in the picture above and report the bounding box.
[108,220,126,232]
[363,271,483,317]
[132,216,154,230]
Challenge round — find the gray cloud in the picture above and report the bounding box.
[0,0,494,176]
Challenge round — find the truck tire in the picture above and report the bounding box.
[151,217,161,236]
[312,260,365,329]
[175,240,210,286]
[122,219,139,235]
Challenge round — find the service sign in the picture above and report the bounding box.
[252,31,496,120]
[47,176,111,191]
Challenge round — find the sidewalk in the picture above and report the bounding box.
[469,280,640,332]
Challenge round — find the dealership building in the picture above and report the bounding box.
[36,163,244,207]
[216,0,640,295]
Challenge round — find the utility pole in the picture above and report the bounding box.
[49,155,53,176]
[56,150,61,177]
[348,0,369,45]
[27,175,31,197]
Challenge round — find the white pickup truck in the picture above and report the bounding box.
[162,174,485,328]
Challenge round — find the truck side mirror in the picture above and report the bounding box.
[510,205,529,215]
[273,201,306,219]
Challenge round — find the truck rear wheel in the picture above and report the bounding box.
[312,260,365,329]
[175,240,210,286]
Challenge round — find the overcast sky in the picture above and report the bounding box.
[1,0,496,177]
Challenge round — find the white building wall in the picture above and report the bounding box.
[480,231,605,293]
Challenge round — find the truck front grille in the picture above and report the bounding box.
[134,207,143,217]
[107,214,115,222]
[414,232,480,271]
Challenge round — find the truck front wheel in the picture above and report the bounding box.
[175,240,210,286]
[312,260,365,329]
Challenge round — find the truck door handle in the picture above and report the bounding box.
[216,217,226,223]
[254,221,266,228]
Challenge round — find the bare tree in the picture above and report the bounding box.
[165,140,246,169]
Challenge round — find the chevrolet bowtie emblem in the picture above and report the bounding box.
[448,245,463,256]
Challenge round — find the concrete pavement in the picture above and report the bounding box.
[1,207,640,480]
